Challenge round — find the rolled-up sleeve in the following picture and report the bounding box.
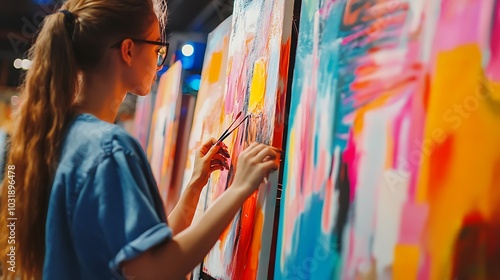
[71,149,171,278]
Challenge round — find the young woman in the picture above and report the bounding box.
[0,0,279,279]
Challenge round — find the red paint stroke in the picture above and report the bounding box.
[428,133,454,197]
[422,131,455,197]
[422,73,431,113]
[231,192,257,279]
[272,38,292,148]
[355,62,378,76]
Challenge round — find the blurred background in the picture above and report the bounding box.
[0,0,235,132]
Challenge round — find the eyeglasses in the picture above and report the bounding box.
[111,38,169,68]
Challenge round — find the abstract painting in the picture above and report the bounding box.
[182,19,232,280]
[147,61,183,206]
[276,0,500,279]
[186,0,294,278]
[182,16,232,194]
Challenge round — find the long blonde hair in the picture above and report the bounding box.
[0,0,166,278]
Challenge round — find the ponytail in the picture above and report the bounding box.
[0,0,166,278]
[0,10,78,280]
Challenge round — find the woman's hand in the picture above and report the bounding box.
[123,142,281,280]
[231,142,280,197]
[190,138,230,188]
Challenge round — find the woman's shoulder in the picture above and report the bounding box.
[59,113,144,170]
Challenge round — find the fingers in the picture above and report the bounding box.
[203,137,217,148]
[210,165,225,172]
[211,157,229,170]
[243,144,280,173]
[217,146,230,158]
[212,153,228,164]
[203,140,224,159]
[241,142,268,159]
[254,148,280,180]
[210,161,225,171]
[203,144,229,161]
[261,158,279,172]
[197,137,217,156]
[201,138,217,152]
[241,142,280,162]
[210,157,230,171]
[254,147,278,163]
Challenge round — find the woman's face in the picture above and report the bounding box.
[126,17,163,96]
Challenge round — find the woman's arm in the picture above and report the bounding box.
[122,143,279,280]
[124,186,247,279]
[167,138,229,235]
[166,178,203,235]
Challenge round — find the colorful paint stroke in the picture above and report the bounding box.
[133,89,155,152]
[182,16,232,194]
[189,0,294,279]
[180,17,232,280]
[275,0,500,279]
[147,61,183,206]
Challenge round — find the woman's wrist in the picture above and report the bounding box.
[227,182,253,202]
[186,178,203,194]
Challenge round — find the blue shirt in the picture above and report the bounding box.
[43,113,172,279]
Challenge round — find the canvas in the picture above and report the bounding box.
[187,0,294,278]
[147,61,183,205]
[133,90,154,152]
[182,16,232,194]
[275,0,500,279]
[166,94,196,213]
[180,18,232,280]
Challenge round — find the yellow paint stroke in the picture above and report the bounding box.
[393,244,420,280]
[208,51,223,84]
[415,44,500,279]
[249,59,267,113]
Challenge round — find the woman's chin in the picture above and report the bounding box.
[129,84,153,96]
[132,90,150,97]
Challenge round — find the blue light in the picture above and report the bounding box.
[175,42,206,71]
[185,74,201,91]
[176,49,194,69]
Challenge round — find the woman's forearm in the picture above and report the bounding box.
[166,178,203,235]
[122,186,249,279]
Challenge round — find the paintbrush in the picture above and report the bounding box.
[215,112,251,146]
[214,111,242,146]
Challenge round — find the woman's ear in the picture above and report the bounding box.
[120,39,134,66]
